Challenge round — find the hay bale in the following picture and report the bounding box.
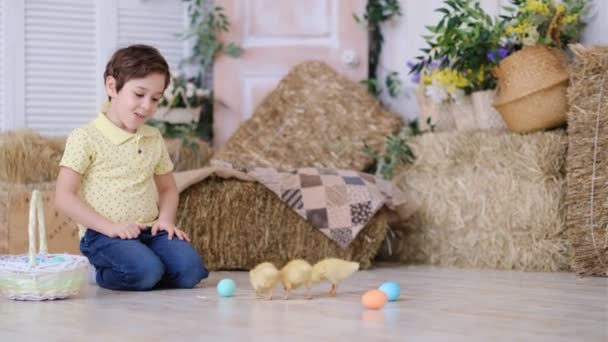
[164,138,213,172]
[565,45,608,276]
[0,130,213,184]
[0,131,79,254]
[177,177,388,270]
[388,130,570,271]
[0,130,65,184]
[213,61,402,170]
[0,182,80,255]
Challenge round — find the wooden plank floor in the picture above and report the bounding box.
[0,264,606,341]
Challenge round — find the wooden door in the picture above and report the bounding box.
[213,0,368,146]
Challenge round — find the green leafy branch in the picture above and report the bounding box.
[410,0,504,92]
[179,1,243,71]
[354,0,403,98]
[364,122,424,179]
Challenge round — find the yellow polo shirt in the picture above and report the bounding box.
[60,113,174,238]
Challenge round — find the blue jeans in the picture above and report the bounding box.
[80,228,209,291]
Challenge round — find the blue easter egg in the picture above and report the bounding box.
[23,256,43,263]
[216,279,236,297]
[379,282,401,301]
[49,256,65,264]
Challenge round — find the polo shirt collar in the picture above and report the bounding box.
[93,112,155,145]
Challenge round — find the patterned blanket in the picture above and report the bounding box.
[245,165,405,248]
[176,162,406,248]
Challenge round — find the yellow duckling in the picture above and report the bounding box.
[279,259,313,300]
[249,262,280,300]
[311,258,360,297]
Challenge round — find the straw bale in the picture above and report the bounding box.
[0,182,79,255]
[164,138,213,172]
[213,61,402,170]
[387,130,570,271]
[565,45,608,276]
[0,130,213,184]
[177,177,388,270]
[0,130,65,184]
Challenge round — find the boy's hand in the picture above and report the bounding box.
[108,223,148,240]
[151,221,190,241]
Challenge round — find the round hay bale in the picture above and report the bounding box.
[177,177,388,270]
[213,61,403,171]
[385,129,570,272]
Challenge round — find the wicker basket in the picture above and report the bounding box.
[153,87,202,124]
[153,107,201,124]
[0,190,89,301]
[493,45,570,133]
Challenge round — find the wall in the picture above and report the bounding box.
[378,0,608,122]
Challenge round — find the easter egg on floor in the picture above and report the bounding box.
[361,289,387,310]
[378,282,401,301]
[217,279,236,297]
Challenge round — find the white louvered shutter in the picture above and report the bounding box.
[24,0,97,136]
[117,1,186,71]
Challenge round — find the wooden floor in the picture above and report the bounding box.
[0,264,606,341]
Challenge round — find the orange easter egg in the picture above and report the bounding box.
[361,289,388,310]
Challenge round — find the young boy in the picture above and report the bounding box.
[55,44,209,291]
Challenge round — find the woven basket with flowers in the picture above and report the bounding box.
[492,0,589,133]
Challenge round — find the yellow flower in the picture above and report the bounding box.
[506,21,531,36]
[431,68,470,89]
[522,1,551,16]
[422,74,432,85]
[556,4,566,14]
[476,68,485,84]
[564,14,578,24]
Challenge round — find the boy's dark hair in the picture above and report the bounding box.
[104,44,170,98]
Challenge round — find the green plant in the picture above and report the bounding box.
[354,0,402,97]
[180,1,242,72]
[499,0,590,49]
[410,0,504,99]
[385,71,402,97]
[363,122,420,179]
[176,0,243,144]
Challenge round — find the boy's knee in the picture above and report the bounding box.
[172,259,209,289]
[124,260,165,290]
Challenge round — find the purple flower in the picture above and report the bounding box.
[429,56,447,70]
[497,47,509,60]
[406,60,416,69]
[410,72,421,84]
[487,51,496,62]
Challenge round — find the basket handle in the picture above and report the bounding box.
[28,190,48,267]
[546,9,564,47]
[167,87,192,109]
[157,87,194,118]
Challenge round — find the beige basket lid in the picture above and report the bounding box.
[494,45,569,106]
